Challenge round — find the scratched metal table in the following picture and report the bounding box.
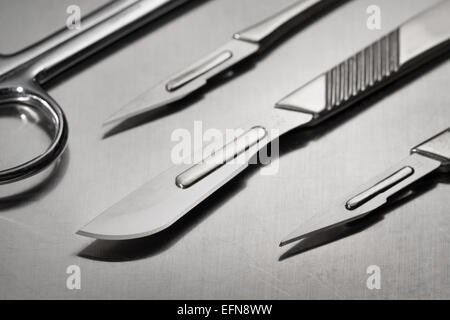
[0,0,449,299]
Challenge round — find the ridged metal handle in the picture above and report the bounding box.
[276,30,402,116]
[325,30,400,110]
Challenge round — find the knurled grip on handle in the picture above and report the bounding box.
[276,29,403,119]
[325,30,400,110]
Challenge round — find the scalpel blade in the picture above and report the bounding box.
[104,39,259,126]
[77,154,252,240]
[280,153,443,247]
[80,2,450,240]
[80,110,313,240]
[281,128,450,246]
[104,0,340,126]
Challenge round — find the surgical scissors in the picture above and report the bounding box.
[0,0,188,184]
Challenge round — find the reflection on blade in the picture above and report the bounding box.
[77,142,260,240]
[80,109,313,240]
[104,39,259,126]
[280,154,441,247]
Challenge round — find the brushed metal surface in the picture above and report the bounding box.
[0,0,449,299]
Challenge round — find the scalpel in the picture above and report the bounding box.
[281,128,450,247]
[104,0,344,126]
[78,1,450,240]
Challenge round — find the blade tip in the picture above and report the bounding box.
[280,233,306,247]
[279,238,294,247]
[76,227,103,238]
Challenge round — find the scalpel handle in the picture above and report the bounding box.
[277,0,450,123]
[412,128,450,167]
[233,0,335,45]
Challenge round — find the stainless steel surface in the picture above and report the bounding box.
[104,0,340,126]
[1,0,449,299]
[281,153,442,246]
[0,0,189,184]
[82,1,450,242]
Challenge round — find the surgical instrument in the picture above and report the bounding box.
[281,128,450,246]
[78,0,450,240]
[104,0,344,126]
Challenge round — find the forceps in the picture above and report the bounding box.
[281,128,450,247]
[0,0,188,184]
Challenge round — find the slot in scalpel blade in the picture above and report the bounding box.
[104,39,259,126]
[280,153,442,247]
[80,109,313,240]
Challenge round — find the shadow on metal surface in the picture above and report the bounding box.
[102,0,350,137]
[279,171,450,261]
[77,161,259,261]
[0,149,69,211]
[78,45,450,262]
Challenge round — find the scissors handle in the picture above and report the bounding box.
[233,0,335,46]
[0,0,140,79]
[0,87,69,185]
